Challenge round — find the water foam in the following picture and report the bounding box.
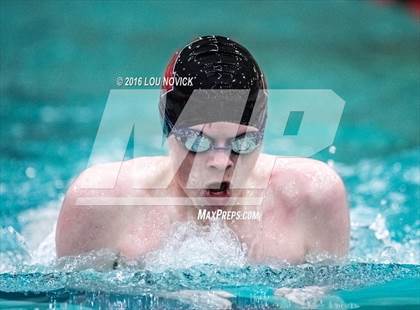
[143,221,248,272]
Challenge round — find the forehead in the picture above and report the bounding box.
[189,122,259,137]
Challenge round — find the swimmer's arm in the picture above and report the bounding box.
[55,165,121,258]
[302,162,350,260]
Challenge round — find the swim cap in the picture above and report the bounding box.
[159,35,268,137]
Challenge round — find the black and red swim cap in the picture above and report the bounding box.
[159,35,268,137]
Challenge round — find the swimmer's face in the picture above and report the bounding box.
[168,122,262,198]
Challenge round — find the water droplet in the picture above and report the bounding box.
[328,145,336,154]
[25,167,36,179]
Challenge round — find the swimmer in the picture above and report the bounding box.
[56,35,349,266]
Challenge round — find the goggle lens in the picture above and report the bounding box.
[172,128,262,154]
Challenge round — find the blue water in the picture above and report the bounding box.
[0,264,419,308]
[1,1,419,309]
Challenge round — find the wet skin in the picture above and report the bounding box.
[56,122,349,265]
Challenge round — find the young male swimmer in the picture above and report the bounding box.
[56,36,349,265]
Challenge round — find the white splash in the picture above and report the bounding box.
[143,221,248,272]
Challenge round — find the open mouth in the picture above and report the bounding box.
[205,181,231,197]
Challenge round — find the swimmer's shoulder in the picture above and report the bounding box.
[56,156,171,257]
[261,154,349,257]
[56,161,120,257]
[67,156,172,190]
[260,154,347,205]
[59,155,171,207]
[118,156,172,189]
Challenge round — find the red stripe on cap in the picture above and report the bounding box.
[162,51,179,93]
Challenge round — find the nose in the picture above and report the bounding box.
[207,149,234,171]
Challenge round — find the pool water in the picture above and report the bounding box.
[1,1,419,309]
[0,263,419,308]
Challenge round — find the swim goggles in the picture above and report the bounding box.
[171,127,263,154]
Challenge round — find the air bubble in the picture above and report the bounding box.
[25,167,36,179]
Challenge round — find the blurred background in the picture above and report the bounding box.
[0,1,419,262]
